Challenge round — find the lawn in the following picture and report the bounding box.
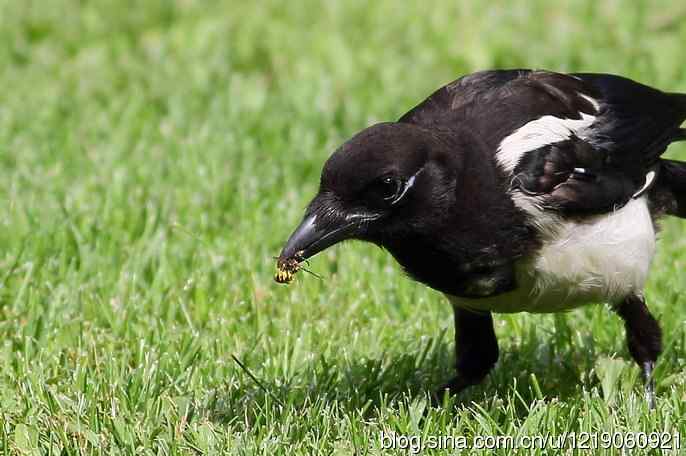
[1,0,686,454]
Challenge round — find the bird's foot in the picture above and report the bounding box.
[431,376,479,405]
[642,361,656,410]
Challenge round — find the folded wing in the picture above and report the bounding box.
[400,69,686,215]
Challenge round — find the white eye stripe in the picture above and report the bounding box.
[393,175,415,202]
[632,169,657,198]
[343,166,426,221]
[391,166,424,205]
[578,93,601,112]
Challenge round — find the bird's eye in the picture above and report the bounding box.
[371,176,402,202]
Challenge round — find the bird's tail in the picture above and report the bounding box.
[677,91,686,129]
[656,91,686,215]
[656,159,686,218]
[671,91,686,135]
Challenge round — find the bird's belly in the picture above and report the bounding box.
[449,197,656,313]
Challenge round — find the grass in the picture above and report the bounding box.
[0,0,686,454]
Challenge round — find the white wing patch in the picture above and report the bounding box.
[496,113,596,173]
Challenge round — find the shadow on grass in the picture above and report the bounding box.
[208,324,603,425]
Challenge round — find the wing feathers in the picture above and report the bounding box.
[400,69,686,216]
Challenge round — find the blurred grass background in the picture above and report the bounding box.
[0,0,685,454]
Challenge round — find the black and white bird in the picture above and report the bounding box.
[276,69,686,407]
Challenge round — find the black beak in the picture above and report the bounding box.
[278,213,365,262]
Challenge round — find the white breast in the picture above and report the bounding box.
[450,197,656,313]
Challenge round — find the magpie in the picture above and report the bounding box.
[275,69,686,407]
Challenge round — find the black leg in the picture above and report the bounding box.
[435,307,499,400]
[615,294,662,409]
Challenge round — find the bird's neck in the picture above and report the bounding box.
[381,231,517,298]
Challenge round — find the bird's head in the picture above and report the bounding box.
[276,122,463,281]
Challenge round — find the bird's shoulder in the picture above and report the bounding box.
[399,69,598,134]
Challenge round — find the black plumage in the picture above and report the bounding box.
[276,69,686,406]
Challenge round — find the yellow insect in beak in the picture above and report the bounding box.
[274,267,294,284]
[274,256,301,284]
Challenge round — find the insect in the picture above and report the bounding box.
[274,251,322,284]
[274,258,299,283]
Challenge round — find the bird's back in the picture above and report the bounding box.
[400,69,686,218]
